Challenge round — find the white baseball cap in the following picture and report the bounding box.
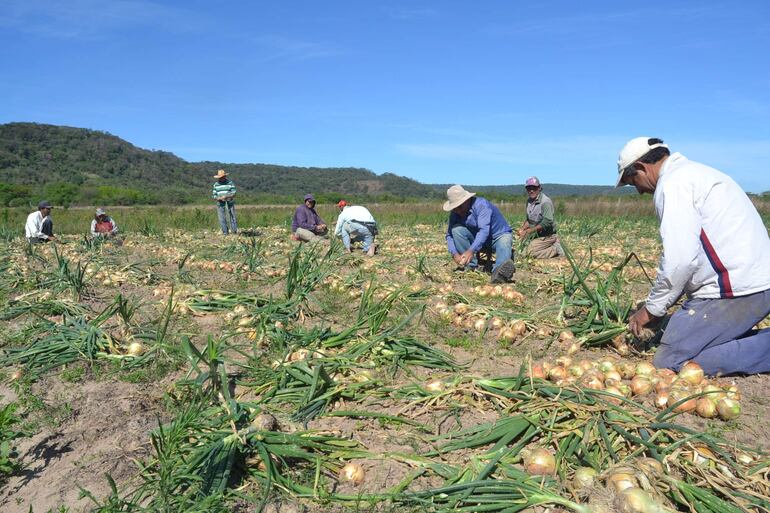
[616,137,668,187]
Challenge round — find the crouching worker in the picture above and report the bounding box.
[517,176,564,258]
[334,200,377,256]
[25,200,56,243]
[291,194,328,242]
[444,185,515,284]
[617,137,770,376]
[90,208,119,240]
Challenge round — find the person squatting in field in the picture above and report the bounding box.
[292,193,328,242]
[334,200,378,256]
[90,207,119,239]
[617,137,770,376]
[25,200,56,243]
[516,176,565,259]
[212,169,237,235]
[444,184,516,284]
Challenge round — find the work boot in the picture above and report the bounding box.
[490,259,515,284]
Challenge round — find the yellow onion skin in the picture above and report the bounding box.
[524,447,556,475]
[716,397,741,420]
[618,362,636,379]
[620,487,664,513]
[654,392,669,409]
[635,361,656,377]
[548,366,567,381]
[529,364,546,379]
[701,384,726,401]
[572,466,598,489]
[607,470,638,493]
[126,342,145,357]
[695,397,717,418]
[678,361,704,386]
[667,388,696,413]
[630,376,653,396]
[340,462,365,485]
[636,457,664,476]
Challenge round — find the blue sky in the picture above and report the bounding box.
[1,1,769,192]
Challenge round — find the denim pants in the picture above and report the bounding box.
[451,226,513,272]
[216,202,237,234]
[653,289,770,375]
[341,222,374,252]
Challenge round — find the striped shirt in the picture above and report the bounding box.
[212,179,236,202]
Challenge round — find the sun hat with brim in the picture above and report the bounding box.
[616,137,668,187]
[38,200,53,209]
[443,185,476,212]
[213,169,228,179]
[95,208,106,216]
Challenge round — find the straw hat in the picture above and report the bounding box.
[213,169,228,179]
[443,185,476,212]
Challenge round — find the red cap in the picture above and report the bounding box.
[337,200,347,208]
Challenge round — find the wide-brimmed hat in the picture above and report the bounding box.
[213,169,228,179]
[616,137,668,187]
[443,185,476,212]
[525,176,541,187]
[95,208,106,216]
[303,193,316,202]
[38,200,53,209]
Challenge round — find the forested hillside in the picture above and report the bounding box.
[0,123,437,206]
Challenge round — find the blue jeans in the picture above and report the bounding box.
[451,226,513,272]
[653,289,770,375]
[216,202,237,234]
[341,221,374,252]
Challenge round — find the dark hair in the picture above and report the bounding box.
[638,138,670,164]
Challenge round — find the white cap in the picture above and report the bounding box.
[616,137,668,187]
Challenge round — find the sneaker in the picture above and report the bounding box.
[490,259,515,284]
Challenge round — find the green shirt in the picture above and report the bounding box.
[526,192,556,236]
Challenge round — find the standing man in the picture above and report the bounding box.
[444,185,515,283]
[25,200,56,243]
[334,200,377,256]
[212,169,237,235]
[516,177,564,258]
[292,194,327,242]
[618,137,770,375]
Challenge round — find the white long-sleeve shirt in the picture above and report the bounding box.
[645,152,770,317]
[25,211,51,240]
[334,205,376,236]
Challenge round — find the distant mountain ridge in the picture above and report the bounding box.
[1,122,629,206]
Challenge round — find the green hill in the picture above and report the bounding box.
[0,122,438,206]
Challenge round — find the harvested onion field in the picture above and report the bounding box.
[0,204,769,513]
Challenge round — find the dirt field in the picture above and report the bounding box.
[0,221,768,513]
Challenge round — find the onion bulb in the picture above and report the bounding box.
[339,462,365,485]
[716,397,741,420]
[667,388,696,413]
[425,380,445,393]
[558,330,575,342]
[636,457,664,476]
[510,319,527,337]
[695,397,717,418]
[252,413,278,431]
[635,361,656,377]
[126,342,145,357]
[678,361,704,386]
[607,469,638,493]
[572,466,598,489]
[523,447,556,475]
[10,368,24,381]
[548,366,567,381]
[620,487,664,513]
[630,375,653,396]
[453,303,469,315]
[654,391,669,409]
[618,362,636,379]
